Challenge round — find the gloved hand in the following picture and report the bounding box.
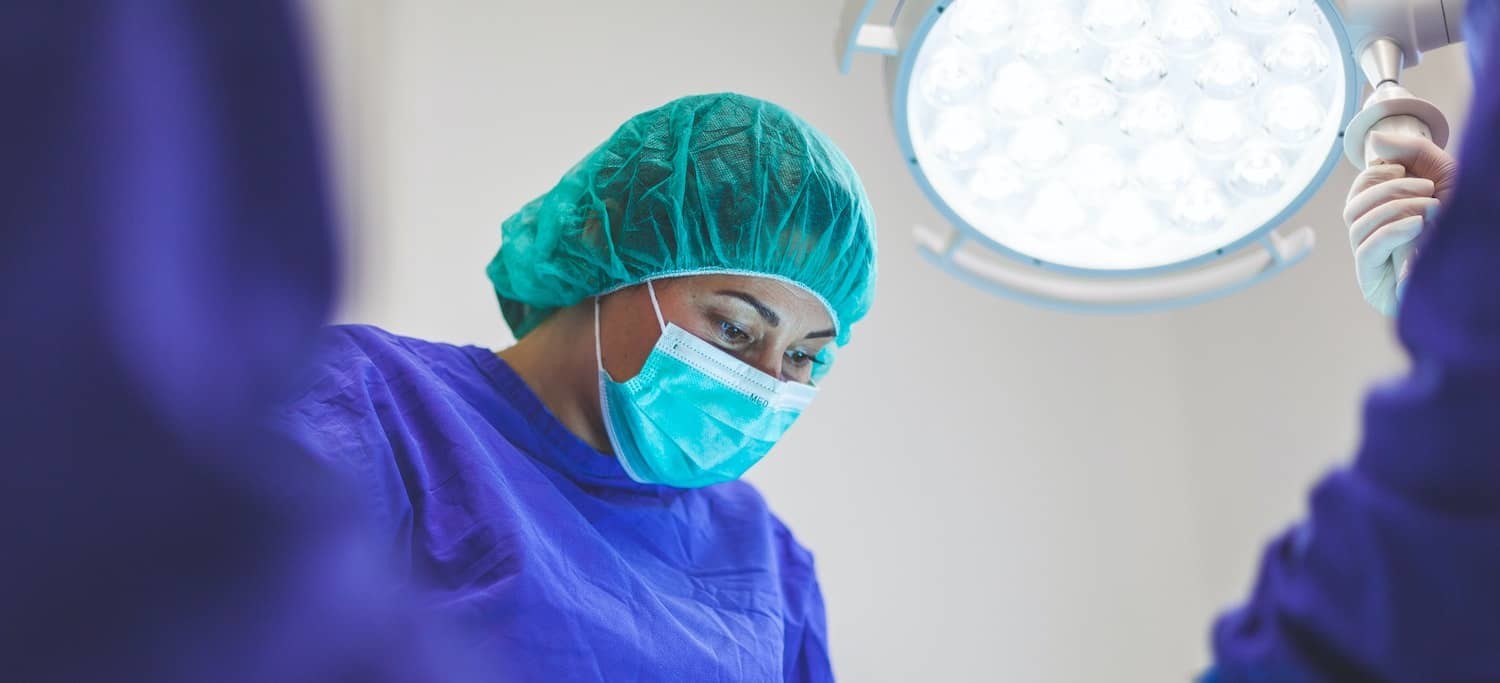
[1342,131,1460,317]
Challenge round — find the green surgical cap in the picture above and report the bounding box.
[486,92,877,348]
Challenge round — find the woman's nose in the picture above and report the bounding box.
[747,349,782,380]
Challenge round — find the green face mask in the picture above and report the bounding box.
[594,282,817,488]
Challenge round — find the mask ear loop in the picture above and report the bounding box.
[593,296,605,374]
[645,279,666,331]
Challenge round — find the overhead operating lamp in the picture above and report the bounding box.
[836,0,1467,312]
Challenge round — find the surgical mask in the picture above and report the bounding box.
[595,281,817,488]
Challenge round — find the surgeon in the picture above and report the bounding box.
[1206,1,1500,681]
[275,92,875,681]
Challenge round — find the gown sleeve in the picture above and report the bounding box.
[785,576,834,683]
[775,521,835,683]
[1206,7,1500,682]
[271,327,425,559]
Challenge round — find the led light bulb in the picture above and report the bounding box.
[1052,77,1119,126]
[1067,143,1127,201]
[920,47,985,106]
[1154,1,1222,55]
[951,0,1018,52]
[1170,178,1229,231]
[1120,91,1183,140]
[1082,0,1150,45]
[969,154,1029,202]
[1264,26,1331,82]
[1096,191,1162,247]
[1196,42,1261,99]
[1135,141,1197,196]
[1230,0,1298,30]
[1018,9,1085,71]
[988,61,1052,121]
[1186,100,1248,159]
[1262,85,1324,145]
[1007,119,1071,171]
[1025,181,1089,240]
[930,107,989,166]
[1227,139,1288,196]
[1102,42,1168,93]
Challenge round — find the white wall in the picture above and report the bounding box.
[302,2,1470,680]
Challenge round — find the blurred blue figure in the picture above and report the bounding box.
[1208,3,1500,681]
[0,3,474,681]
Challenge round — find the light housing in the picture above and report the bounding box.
[836,0,1460,313]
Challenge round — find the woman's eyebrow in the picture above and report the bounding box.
[715,290,780,327]
[715,289,835,339]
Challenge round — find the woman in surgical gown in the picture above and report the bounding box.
[275,92,875,681]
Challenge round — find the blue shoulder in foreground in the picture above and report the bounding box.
[1206,5,1500,682]
[0,2,479,681]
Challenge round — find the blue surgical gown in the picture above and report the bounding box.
[275,324,832,682]
[1206,3,1500,681]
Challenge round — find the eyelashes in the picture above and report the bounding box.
[717,320,751,345]
[712,316,823,379]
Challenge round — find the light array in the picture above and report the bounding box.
[906,0,1350,271]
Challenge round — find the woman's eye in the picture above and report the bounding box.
[718,321,750,343]
[785,350,812,367]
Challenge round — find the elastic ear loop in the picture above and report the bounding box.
[593,297,604,372]
[645,279,666,331]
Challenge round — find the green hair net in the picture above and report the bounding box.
[486,92,877,353]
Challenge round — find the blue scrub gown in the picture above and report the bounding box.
[1207,3,1500,681]
[275,324,833,682]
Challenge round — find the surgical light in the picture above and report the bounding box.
[835,0,1467,312]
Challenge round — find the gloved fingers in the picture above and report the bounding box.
[1391,240,1418,281]
[1367,131,1461,203]
[1348,196,1440,250]
[1346,162,1407,203]
[1356,216,1424,317]
[1343,176,1435,227]
[1368,278,1400,317]
[1354,214,1425,272]
[1393,243,1416,307]
[1367,130,1447,166]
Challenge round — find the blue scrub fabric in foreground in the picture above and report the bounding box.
[0,3,477,681]
[275,325,833,682]
[1207,4,1500,682]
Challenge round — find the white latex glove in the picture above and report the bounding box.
[1342,131,1460,317]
